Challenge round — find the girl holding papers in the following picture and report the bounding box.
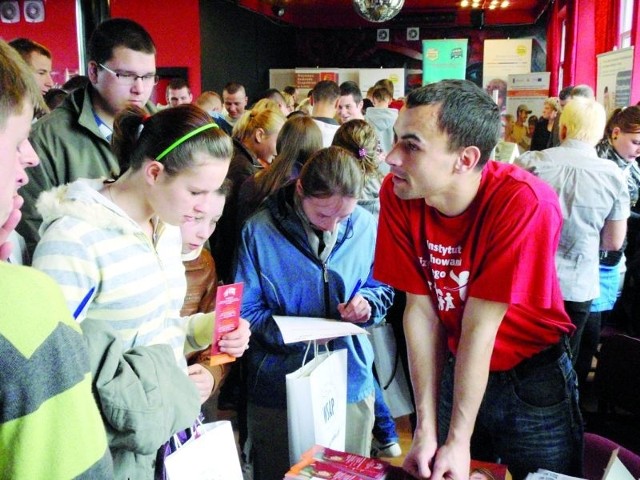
[32,105,251,479]
[235,146,394,480]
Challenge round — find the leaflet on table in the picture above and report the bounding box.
[284,445,391,479]
[210,282,243,366]
[274,315,368,344]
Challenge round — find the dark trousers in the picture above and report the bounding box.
[438,339,583,480]
[564,299,593,364]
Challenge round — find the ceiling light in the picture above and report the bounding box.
[461,0,469,6]
[489,4,497,9]
[501,0,509,6]
[353,0,405,22]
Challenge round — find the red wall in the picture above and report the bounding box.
[0,0,80,85]
[0,0,202,102]
[110,0,202,103]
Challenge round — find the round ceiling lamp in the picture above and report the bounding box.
[353,0,405,23]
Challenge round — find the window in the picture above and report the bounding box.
[557,14,566,92]
[619,0,634,48]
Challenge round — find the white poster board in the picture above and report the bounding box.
[483,39,533,113]
[506,72,550,118]
[597,47,634,118]
[269,68,404,99]
[269,69,295,91]
[358,68,406,98]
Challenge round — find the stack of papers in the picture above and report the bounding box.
[274,316,368,344]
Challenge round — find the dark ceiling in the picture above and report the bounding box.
[236,0,553,28]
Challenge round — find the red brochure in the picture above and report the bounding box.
[210,282,243,366]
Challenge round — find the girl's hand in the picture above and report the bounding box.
[187,363,214,404]
[218,318,251,357]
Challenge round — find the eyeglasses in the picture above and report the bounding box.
[98,63,159,86]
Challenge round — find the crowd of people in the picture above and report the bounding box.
[2,15,640,480]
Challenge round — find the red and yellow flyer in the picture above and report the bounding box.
[210,282,243,366]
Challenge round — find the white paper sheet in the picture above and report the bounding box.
[274,315,368,344]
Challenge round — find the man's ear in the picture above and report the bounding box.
[88,61,100,84]
[295,178,304,197]
[254,127,265,144]
[560,124,568,142]
[143,160,165,185]
[455,146,482,173]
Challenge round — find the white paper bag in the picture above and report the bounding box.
[164,420,243,480]
[286,348,348,465]
[370,323,414,418]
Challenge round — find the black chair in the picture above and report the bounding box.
[593,334,640,417]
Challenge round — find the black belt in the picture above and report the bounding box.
[513,335,568,377]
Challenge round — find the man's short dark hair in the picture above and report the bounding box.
[405,79,500,167]
[312,80,340,103]
[559,85,574,101]
[339,81,363,104]
[8,37,51,61]
[283,85,297,96]
[88,18,156,65]
[223,82,245,95]
[62,75,90,92]
[167,77,190,91]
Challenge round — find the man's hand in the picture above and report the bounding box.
[218,318,251,357]
[187,363,214,404]
[337,294,371,324]
[402,431,439,479]
[430,439,471,480]
[0,196,23,261]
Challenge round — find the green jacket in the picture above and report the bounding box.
[0,263,113,479]
[81,318,201,480]
[17,86,156,258]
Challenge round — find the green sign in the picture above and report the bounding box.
[422,39,468,85]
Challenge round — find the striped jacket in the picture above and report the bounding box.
[33,179,213,368]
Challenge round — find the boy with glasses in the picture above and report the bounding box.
[17,18,158,258]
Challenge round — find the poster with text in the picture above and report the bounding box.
[597,47,634,117]
[483,39,533,113]
[505,72,550,118]
[359,68,406,98]
[422,39,468,85]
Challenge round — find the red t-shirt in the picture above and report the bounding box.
[374,161,574,371]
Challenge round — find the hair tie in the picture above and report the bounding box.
[155,123,219,161]
[358,147,367,159]
[142,114,151,123]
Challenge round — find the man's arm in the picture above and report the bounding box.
[431,297,508,480]
[601,219,627,252]
[402,292,447,480]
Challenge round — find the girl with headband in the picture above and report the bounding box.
[32,104,251,479]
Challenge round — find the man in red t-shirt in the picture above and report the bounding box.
[374,80,582,480]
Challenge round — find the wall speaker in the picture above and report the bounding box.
[0,1,19,23]
[407,27,420,41]
[377,29,390,42]
[470,9,484,29]
[24,0,45,23]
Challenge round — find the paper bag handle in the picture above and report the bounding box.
[300,340,330,367]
